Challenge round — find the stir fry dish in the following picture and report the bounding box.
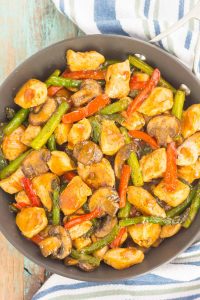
[1,49,200,272]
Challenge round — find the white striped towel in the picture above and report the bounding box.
[52,0,200,77]
[33,1,200,299]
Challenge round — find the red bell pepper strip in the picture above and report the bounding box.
[119,164,131,208]
[164,142,178,192]
[62,70,106,80]
[127,68,160,116]
[31,234,44,245]
[14,202,30,210]
[129,130,159,149]
[62,94,110,123]
[64,208,102,230]
[129,75,148,90]
[47,86,63,97]
[62,171,76,182]
[110,227,127,248]
[21,177,41,207]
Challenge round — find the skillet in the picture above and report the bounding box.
[0,34,200,281]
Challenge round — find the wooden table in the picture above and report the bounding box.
[0,1,83,299]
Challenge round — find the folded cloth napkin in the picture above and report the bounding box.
[33,242,200,300]
[52,0,200,76]
[33,1,200,299]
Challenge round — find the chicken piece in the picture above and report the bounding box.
[138,87,173,116]
[22,149,51,178]
[68,221,92,240]
[93,246,109,260]
[47,151,75,176]
[29,97,57,126]
[100,119,124,155]
[153,179,190,207]
[0,168,24,194]
[15,190,31,205]
[105,60,131,98]
[16,207,48,238]
[128,223,161,248]
[160,224,181,238]
[89,189,119,217]
[54,123,72,145]
[178,158,200,183]
[32,173,59,211]
[14,79,47,108]
[60,176,92,215]
[177,132,200,166]
[139,148,166,182]
[71,79,102,107]
[2,126,28,161]
[73,141,103,166]
[127,186,166,217]
[39,225,72,259]
[21,124,41,146]
[147,115,181,146]
[73,236,92,250]
[103,247,144,270]
[68,118,92,149]
[122,111,145,131]
[66,50,105,71]
[181,104,200,138]
[78,158,115,189]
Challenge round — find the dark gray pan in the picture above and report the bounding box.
[0,35,200,282]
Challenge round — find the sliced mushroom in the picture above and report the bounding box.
[22,149,51,178]
[147,115,181,146]
[71,79,102,107]
[89,187,119,217]
[114,142,137,178]
[78,158,115,189]
[73,141,103,165]
[95,216,117,238]
[39,225,72,259]
[16,207,48,238]
[78,262,97,272]
[29,97,58,126]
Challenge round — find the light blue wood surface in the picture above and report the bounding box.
[0,1,84,299]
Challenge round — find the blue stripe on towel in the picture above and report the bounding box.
[154,20,164,48]
[94,0,129,35]
[184,31,192,49]
[33,275,178,300]
[144,0,150,18]
[59,0,65,13]
[178,0,185,19]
